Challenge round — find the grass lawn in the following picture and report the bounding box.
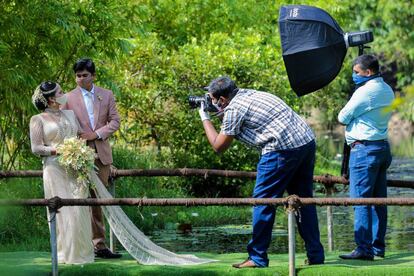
[2,251,414,275]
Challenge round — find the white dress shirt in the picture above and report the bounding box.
[80,85,101,139]
[81,85,95,129]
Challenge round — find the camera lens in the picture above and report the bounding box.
[188,95,204,109]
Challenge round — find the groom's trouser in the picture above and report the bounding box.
[91,158,110,250]
[247,141,324,267]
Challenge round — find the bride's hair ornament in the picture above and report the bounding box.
[32,81,58,110]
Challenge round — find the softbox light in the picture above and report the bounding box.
[278,5,372,97]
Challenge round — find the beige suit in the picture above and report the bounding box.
[62,85,120,250]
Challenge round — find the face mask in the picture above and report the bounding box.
[212,100,222,112]
[352,72,378,85]
[55,94,67,105]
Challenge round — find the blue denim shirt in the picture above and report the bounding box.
[338,77,394,145]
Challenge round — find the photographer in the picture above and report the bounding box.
[198,76,324,268]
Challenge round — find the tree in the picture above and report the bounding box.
[0,0,138,169]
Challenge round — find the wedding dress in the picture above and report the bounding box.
[30,108,213,266]
[30,108,94,264]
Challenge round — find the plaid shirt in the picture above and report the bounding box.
[221,89,314,155]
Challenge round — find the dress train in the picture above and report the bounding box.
[90,173,215,265]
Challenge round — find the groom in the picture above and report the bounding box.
[62,58,122,259]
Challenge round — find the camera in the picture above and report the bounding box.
[188,93,219,112]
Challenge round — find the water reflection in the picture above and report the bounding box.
[150,200,414,254]
[150,225,290,253]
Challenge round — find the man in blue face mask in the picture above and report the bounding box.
[338,54,394,260]
[352,64,380,88]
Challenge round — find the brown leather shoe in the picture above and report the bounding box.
[232,259,258,268]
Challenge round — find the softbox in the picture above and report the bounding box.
[278,5,347,96]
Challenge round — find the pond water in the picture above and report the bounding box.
[148,135,414,254]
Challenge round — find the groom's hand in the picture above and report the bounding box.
[80,132,98,141]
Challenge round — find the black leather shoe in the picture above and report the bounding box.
[339,250,374,261]
[95,248,122,259]
[304,259,324,265]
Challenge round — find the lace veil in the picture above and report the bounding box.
[90,173,215,265]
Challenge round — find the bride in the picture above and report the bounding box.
[30,81,213,265]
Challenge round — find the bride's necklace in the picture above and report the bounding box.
[45,107,61,115]
[45,108,74,139]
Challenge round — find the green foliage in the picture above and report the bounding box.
[139,0,279,47]
[0,178,49,251]
[390,85,414,122]
[353,1,414,88]
[1,0,413,188]
[117,30,287,196]
[315,136,341,176]
[0,0,137,169]
[391,137,414,158]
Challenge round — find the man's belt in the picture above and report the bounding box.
[350,139,388,148]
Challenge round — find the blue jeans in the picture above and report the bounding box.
[349,140,392,256]
[247,140,324,267]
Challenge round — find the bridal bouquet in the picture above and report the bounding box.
[56,137,96,195]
